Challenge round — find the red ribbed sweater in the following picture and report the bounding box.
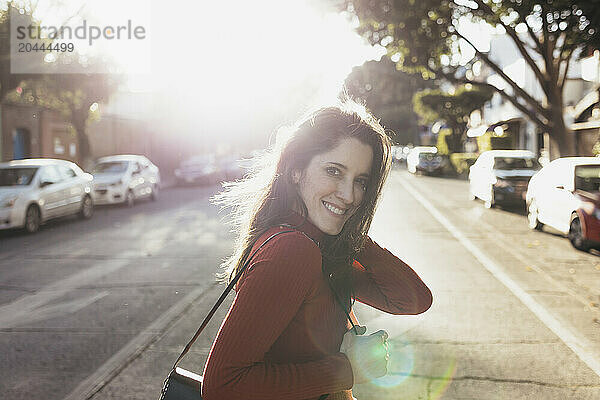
[202,213,432,400]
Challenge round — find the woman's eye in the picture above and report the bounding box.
[326,167,340,176]
[356,180,368,191]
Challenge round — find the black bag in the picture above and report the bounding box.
[158,227,364,400]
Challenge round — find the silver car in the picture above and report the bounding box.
[0,158,94,233]
[469,150,541,208]
[91,155,160,207]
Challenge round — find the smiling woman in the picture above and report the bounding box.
[200,99,433,400]
[293,138,374,235]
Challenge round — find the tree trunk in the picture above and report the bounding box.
[448,131,462,153]
[72,120,90,167]
[548,107,576,160]
[70,106,92,167]
[545,82,576,159]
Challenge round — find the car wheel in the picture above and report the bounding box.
[79,195,93,219]
[125,190,135,208]
[569,216,590,252]
[150,184,159,201]
[484,186,495,209]
[527,201,543,230]
[24,205,41,233]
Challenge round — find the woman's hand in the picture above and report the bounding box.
[340,329,389,384]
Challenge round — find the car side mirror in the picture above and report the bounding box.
[40,180,53,188]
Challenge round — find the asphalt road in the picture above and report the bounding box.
[1,168,599,399]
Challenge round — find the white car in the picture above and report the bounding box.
[174,154,221,185]
[0,158,94,233]
[526,157,600,251]
[406,146,444,174]
[469,150,541,208]
[91,155,160,206]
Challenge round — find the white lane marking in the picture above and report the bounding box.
[466,213,599,314]
[397,175,600,378]
[1,291,109,328]
[0,222,178,329]
[63,282,218,400]
[0,258,130,328]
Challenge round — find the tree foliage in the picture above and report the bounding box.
[345,56,433,144]
[10,71,121,162]
[0,2,45,101]
[343,0,600,156]
[413,85,493,152]
[1,1,121,163]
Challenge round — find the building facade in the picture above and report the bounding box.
[1,104,77,162]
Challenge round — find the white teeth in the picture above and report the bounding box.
[323,201,345,215]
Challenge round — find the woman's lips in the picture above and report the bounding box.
[322,200,346,216]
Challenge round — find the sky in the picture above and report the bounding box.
[9,0,386,151]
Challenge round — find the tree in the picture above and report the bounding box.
[11,71,120,163]
[343,0,600,157]
[2,1,120,163]
[0,2,45,101]
[413,85,493,152]
[345,56,433,144]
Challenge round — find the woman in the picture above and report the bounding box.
[202,100,432,400]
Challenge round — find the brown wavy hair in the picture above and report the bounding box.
[212,99,392,308]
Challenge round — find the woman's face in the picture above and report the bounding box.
[294,137,374,235]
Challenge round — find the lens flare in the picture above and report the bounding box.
[355,337,457,399]
[371,339,415,388]
[428,357,457,399]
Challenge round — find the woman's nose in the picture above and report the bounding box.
[336,179,354,205]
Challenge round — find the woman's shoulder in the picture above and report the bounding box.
[246,226,323,277]
[253,226,321,258]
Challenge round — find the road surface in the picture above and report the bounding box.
[1,169,599,399]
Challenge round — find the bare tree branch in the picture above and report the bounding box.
[540,3,562,86]
[558,49,573,93]
[454,28,551,120]
[524,16,544,54]
[432,67,551,131]
[471,0,548,96]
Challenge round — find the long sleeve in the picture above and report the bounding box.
[353,236,432,315]
[202,231,354,400]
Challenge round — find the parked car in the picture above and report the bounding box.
[174,154,223,185]
[0,158,94,233]
[526,157,600,251]
[407,146,444,175]
[217,155,253,181]
[91,155,160,207]
[469,150,541,208]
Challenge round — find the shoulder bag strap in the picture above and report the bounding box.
[170,229,295,370]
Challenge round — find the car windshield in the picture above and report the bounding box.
[418,152,437,161]
[182,155,214,167]
[493,157,539,170]
[575,165,600,192]
[92,161,129,173]
[0,167,38,186]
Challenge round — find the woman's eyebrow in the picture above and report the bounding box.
[327,162,370,178]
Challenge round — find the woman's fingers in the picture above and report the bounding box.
[370,329,388,340]
[343,330,391,382]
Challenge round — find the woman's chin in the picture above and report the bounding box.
[317,220,345,236]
